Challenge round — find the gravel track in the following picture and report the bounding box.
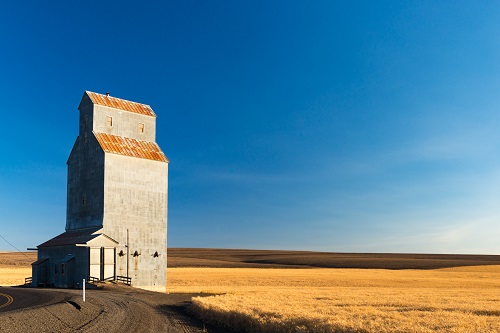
[0,284,211,333]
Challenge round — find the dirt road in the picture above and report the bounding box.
[0,284,220,333]
[0,287,72,313]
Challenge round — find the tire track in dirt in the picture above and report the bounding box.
[80,292,168,332]
[0,285,208,333]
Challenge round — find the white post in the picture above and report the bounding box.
[83,279,86,302]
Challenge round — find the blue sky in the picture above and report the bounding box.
[1,1,500,253]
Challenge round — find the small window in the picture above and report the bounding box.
[138,123,144,133]
[54,264,58,275]
[106,116,113,127]
[61,263,65,275]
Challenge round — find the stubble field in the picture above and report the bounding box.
[169,249,500,333]
[0,252,35,286]
[168,266,500,332]
[3,250,500,332]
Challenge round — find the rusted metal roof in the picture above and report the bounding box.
[86,91,156,117]
[94,132,169,163]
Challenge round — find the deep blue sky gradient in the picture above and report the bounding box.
[1,1,500,253]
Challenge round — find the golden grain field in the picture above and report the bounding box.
[0,252,35,286]
[0,267,31,286]
[3,251,500,332]
[168,266,500,333]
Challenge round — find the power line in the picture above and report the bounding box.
[0,233,33,260]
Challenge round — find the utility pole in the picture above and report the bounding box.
[126,229,129,279]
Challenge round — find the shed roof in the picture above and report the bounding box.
[85,91,156,117]
[58,255,75,263]
[94,132,169,163]
[32,258,49,266]
[37,228,118,248]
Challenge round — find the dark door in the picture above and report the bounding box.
[100,247,104,281]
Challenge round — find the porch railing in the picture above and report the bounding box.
[116,276,132,286]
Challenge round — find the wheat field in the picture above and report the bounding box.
[168,266,500,333]
[3,251,500,332]
[0,252,34,286]
[0,267,31,286]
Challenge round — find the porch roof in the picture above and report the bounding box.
[37,228,118,248]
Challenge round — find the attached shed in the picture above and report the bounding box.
[31,258,49,286]
[33,228,118,288]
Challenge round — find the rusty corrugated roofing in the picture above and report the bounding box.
[94,132,169,163]
[86,91,156,117]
